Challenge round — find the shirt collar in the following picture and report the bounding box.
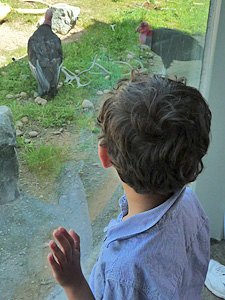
[104,186,186,247]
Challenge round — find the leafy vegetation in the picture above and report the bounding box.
[0,0,210,177]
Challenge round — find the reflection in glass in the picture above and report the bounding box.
[0,1,210,299]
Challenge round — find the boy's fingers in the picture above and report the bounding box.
[47,252,62,273]
[58,227,75,247]
[53,229,72,259]
[69,229,80,253]
[49,240,67,266]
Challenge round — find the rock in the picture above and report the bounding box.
[29,131,38,137]
[25,139,31,143]
[96,90,103,96]
[20,92,27,98]
[75,70,80,74]
[21,117,29,123]
[34,97,47,106]
[52,131,61,135]
[0,106,19,204]
[82,100,94,109]
[104,89,110,94]
[51,4,80,35]
[16,129,23,137]
[52,128,63,135]
[57,81,63,89]
[0,3,11,23]
[1,72,7,76]
[105,75,110,80]
[6,94,14,99]
[15,121,23,128]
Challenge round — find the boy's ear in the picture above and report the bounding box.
[98,143,112,168]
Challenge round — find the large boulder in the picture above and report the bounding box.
[51,3,80,35]
[0,106,19,204]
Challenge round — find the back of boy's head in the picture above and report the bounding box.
[97,73,211,196]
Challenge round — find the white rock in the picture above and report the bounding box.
[25,139,31,143]
[57,82,63,88]
[105,75,110,80]
[6,94,14,99]
[15,121,23,128]
[20,92,27,98]
[96,91,103,96]
[75,70,80,74]
[52,131,61,135]
[16,129,23,137]
[1,71,7,76]
[29,131,38,137]
[21,117,29,123]
[34,97,47,106]
[0,4,10,23]
[104,89,110,94]
[82,99,94,109]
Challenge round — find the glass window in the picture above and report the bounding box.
[0,0,210,299]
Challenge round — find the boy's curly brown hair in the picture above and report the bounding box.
[97,74,211,196]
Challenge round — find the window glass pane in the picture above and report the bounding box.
[0,0,210,299]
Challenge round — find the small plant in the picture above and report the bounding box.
[22,144,69,178]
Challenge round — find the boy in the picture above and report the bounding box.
[48,74,212,300]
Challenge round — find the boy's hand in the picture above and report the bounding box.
[48,227,84,289]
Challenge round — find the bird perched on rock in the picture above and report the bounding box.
[136,22,203,75]
[28,8,63,97]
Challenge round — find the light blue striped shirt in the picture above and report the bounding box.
[89,187,210,300]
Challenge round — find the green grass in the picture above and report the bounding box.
[0,0,210,178]
[22,144,69,178]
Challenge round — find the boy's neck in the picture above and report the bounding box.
[122,182,168,220]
